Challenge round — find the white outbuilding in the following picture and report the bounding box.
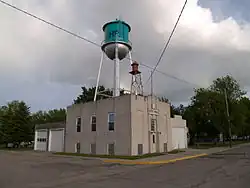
[171,115,188,150]
[34,122,65,152]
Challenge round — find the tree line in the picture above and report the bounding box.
[0,102,66,147]
[173,75,250,145]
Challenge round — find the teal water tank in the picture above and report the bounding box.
[101,19,132,60]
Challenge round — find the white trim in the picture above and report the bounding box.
[50,128,64,131]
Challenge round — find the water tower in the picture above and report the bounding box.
[94,19,143,101]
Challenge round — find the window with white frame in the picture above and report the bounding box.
[76,117,81,132]
[91,115,96,131]
[108,112,115,131]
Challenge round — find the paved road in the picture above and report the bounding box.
[1,145,250,188]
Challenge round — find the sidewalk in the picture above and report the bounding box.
[103,144,249,165]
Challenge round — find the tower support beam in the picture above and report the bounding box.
[113,43,120,97]
[94,52,104,102]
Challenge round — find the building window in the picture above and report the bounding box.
[153,135,156,143]
[91,115,96,132]
[37,138,47,142]
[108,112,115,131]
[76,117,81,132]
[151,118,156,131]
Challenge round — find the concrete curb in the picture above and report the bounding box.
[103,153,208,165]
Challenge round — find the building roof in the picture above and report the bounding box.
[35,121,65,130]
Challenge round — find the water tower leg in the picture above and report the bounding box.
[94,52,104,102]
[113,43,120,97]
[128,51,133,65]
[129,51,133,93]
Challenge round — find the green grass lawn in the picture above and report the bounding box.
[54,152,165,160]
[189,140,250,149]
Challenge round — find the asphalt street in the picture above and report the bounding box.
[1,145,250,188]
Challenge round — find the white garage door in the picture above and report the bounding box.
[172,127,187,149]
[48,129,64,152]
[34,130,48,151]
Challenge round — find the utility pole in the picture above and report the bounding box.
[224,88,232,148]
[151,70,154,107]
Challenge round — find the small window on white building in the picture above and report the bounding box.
[153,135,156,143]
[76,117,81,132]
[91,115,96,132]
[108,112,115,131]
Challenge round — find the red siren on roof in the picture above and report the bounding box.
[129,61,141,75]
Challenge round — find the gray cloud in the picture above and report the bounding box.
[0,0,250,111]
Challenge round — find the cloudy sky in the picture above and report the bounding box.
[0,0,250,111]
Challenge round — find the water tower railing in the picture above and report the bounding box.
[101,40,132,47]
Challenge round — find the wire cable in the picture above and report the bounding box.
[0,0,100,47]
[0,0,199,88]
[141,62,200,87]
[145,0,188,84]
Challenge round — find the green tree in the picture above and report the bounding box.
[173,104,186,116]
[184,75,249,145]
[189,89,224,139]
[0,101,33,147]
[31,108,66,125]
[210,75,246,100]
[210,75,247,138]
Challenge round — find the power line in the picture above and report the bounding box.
[0,0,198,88]
[0,0,100,47]
[145,0,188,84]
[139,62,200,87]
